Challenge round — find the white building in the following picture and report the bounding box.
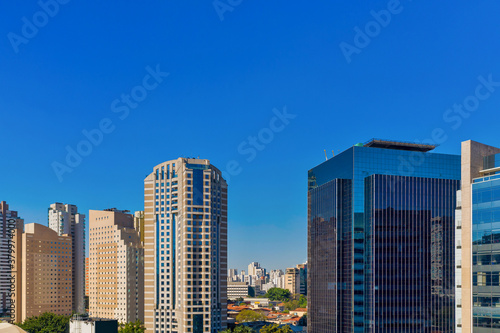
[227,282,250,300]
[48,203,86,314]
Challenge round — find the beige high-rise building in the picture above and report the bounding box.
[285,268,300,295]
[48,203,86,314]
[12,223,73,323]
[88,209,144,324]
[144,158,228,333]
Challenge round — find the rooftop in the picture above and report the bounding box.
[363,138,437,152]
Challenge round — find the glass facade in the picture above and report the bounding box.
[472,159,500,331]
[308,143,461,333]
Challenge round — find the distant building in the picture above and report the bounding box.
[227,282,250,300]
[48,202,86,313]
[12,223,73,323]
[296,263,307,295]
[134,211,144,245]
[88,209,144,323]
[0,201,23,318]
[228,269,238,282]
[248,262,260,277]
[285,268,300,295]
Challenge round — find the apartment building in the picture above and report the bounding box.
[88,209,144,323]
[12,223,73,323]
[48,203,86,313]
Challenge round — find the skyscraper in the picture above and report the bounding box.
[308,139,461,332]
[88,209,144,323]
[0,201,23,318]
[48,203,86,314]
[144,158,228,333]
[455,140,500,332]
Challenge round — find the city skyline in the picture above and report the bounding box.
[3,2,500,272]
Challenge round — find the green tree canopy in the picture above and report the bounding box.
[219,326,256,333]
[236,310,267,323]
[259,323,293,333]
[119,320,146,333]
[298,294,307,308]
[298,314,307,326]
[17,312,70,333]
[264,288,291,302]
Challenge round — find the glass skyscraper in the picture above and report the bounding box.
[308,139,461,332]
[472,153,500,331]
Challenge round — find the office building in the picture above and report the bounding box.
[12,223,72,323]
[0,201,23,318]
[455,140,500,332]
[227,282,250,300]
[308,139,461,332]
[88,209,144,323]
[144,158,228,333]
[48,203,86,313]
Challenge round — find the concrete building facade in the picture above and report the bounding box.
[48,203,86,314]
[144,158,228,333]
[227,282,250,300]
[88,209,144,323]
[12,223,73,323]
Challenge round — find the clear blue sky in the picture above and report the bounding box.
[1,1,500,272]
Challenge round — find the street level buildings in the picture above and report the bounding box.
[88,209,144,323]
[48,203,86,313]
[144,158,228,333]
[308,139,460,332]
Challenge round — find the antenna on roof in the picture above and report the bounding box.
[324,150,328,161]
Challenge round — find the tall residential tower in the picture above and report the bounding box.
[48,203,86,314]
[88,209,144,323]
[144,158,228,333]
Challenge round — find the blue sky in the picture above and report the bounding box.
[1,1,500,272]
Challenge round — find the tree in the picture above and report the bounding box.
[119,320,146,333]
[264,288,291,302]
[219,327,256,333]
[298,314,307,326]
[259,323,293,333]
[236,310,267,323]
[283,299,299,311]
[298,294,307,308]
[17,312,70,333]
